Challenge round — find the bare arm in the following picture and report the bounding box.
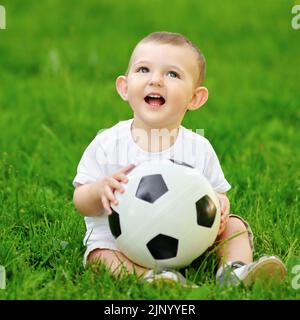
[217,192,230,213]
[73,164,135,217]
[73,181,105,217]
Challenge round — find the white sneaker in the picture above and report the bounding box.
[216,255,287,287]
[144,268,198,288]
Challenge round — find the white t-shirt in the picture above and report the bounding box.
[73,119,231,247]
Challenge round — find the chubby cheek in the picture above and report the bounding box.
[127,94,144,112]
[127,82,145,100]
[168,95,191,111]
[127,97,139,111]
[170,85,193,103]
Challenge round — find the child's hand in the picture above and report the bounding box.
[216,193,230,235]
[97,164,135,215]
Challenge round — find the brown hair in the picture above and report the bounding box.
[128,31,206,86]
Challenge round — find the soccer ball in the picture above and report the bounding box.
[109,159,221,269]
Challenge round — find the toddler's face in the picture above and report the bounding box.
[117,42,203,130]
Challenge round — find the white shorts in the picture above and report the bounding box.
[83,240,119,267]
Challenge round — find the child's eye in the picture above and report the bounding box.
[167,71,179,78]
[137,67,149,73]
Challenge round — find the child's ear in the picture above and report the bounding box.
[187,86,209,111]
[116,76,128,101]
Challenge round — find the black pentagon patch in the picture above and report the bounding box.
[147,234,178,260]
[195,195,217,228]
[136,174,168,203]
[169,158,194,168]
[108,209,122,238]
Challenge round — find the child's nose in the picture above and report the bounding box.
[149,72,163,87]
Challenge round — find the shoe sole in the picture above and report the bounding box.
[241,256,287,286]
[146,274,199,288]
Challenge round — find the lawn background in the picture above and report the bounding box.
[0,0,299,299]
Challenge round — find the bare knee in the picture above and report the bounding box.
[87,248,148,276]
[219,216,248,240]
[227,217,248,233]
[216,217,253,264]
[88,248,124,263]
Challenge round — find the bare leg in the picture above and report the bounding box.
[215,216,287,285]
[88,249,194,286]
[216,216,253,266]
[88,248,149,277]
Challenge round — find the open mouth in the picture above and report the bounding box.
[144,94,166,107]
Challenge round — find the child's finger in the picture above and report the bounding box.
[221,202,226,213]
[225,214,229,223]
[219,219,226,234]
[104,185,118,205]
[218,225,224,236]
[118,163,135,175]
[101,195,112,214]
[108,177,125,192]
[113,172,128,184]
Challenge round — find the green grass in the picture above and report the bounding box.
[0,0,299,299]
